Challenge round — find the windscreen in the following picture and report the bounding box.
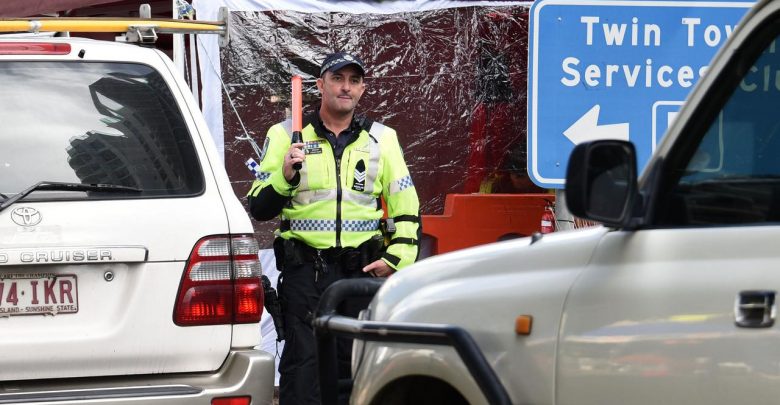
[659,34,780,226]
[0,62,203,199]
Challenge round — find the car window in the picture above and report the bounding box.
[0,62,203,199]
[658,36,780,226]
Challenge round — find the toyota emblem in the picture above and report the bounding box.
[11,207,42,226]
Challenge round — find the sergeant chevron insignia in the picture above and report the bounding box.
[352,159,366,192]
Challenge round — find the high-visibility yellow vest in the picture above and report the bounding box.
[248,118,420,270]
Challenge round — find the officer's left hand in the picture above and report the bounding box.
[363,259,394,277]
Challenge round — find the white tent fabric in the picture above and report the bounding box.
[257,248,283,385]
[191,0,531,386]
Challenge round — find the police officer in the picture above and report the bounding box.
[247,52,420,405]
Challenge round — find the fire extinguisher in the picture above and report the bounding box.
[540,205,556,234]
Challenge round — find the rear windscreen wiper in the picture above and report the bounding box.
[0,181,142,213]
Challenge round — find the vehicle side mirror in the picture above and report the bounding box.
[565,140,637,227]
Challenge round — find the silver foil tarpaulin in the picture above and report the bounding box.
[221,6,531,247]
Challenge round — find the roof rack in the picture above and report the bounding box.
[0,4,230,47]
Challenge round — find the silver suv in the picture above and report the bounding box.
[314,1,780,404]
[0,35,274,404]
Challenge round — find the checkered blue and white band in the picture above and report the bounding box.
[289,219,380,232]
[343,219,381,232]
[389,175,414,194]
[246,158,271,181]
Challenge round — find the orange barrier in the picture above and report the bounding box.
[421,193,555,256]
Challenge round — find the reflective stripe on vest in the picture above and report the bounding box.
[293,188,376,206]
[281,119,293,138]
[279,119,312,190]
[364,122,386,195]
[343,190,377,206]
[289,218,380,232]
[292,189,337,206]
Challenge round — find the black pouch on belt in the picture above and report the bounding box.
[274,238,305,271]
[285,239,305,268]
[360,234,386,267]
[272,237,286,272]
[341,249,362,275]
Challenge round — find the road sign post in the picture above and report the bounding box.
[528,0,753,188]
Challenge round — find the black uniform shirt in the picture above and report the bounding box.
[309,111,367,158]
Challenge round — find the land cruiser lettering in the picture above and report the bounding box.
[18,249,112,263]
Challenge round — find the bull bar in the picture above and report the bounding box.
[313,278,512,405]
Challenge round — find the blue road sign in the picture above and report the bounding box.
[528,0,753,188]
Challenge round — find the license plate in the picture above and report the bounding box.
[0,273,79,316]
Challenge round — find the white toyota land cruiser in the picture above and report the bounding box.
[0,20,274,405]
[314,1,780,404]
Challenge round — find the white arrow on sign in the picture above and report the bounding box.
[563,105,629,144]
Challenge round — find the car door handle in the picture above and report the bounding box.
[735,290,776,328]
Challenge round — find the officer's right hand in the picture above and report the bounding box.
[363,259,394,278]
[283,142,305,181]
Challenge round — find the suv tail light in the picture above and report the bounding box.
[174,235,263,326]
[212,396,250,405]
[0,43,71,55]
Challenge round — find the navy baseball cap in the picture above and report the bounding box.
[320,52,366,77]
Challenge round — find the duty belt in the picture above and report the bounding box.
[296,242,354,264]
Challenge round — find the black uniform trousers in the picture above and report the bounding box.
[278,252,372,405]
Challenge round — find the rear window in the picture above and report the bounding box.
[0,61,203,199]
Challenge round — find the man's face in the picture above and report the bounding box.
[317,65,365,116]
